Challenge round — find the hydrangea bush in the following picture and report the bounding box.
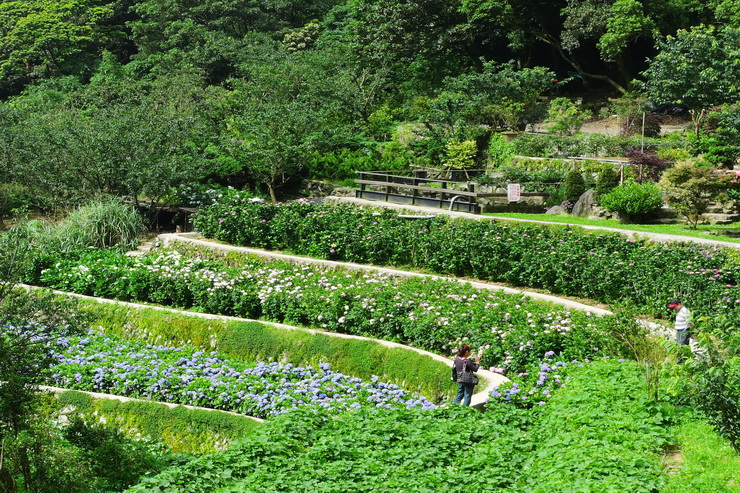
[33,249,617,373]
[47,329,436,418]
[190,199,740,320]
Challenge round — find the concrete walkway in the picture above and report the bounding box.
[327,196,740,250]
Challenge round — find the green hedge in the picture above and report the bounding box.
[55,391,261,454]
[80,300,458,402]
[189,198,740,320]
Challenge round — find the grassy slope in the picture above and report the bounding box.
[487,213,740,244]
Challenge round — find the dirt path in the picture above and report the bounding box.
[530,117,693,136]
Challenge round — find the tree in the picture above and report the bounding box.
[0,0,124,95]
[544,97,590,136]
[658,160,725,229]
[0,67,214,211]
[640,25,740,137]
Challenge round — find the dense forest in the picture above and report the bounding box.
[1,0,740,206]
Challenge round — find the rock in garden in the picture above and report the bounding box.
[546,205,567,215]
[572,189,597,218]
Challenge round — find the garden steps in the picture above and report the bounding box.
[22,284,507,409]
[327,196,740,250]
[41,385,264,423]
[126,238,157,256]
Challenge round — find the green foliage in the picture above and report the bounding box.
[56,391,261,454]
[514,360,671,492]
[128,406,528,492]
[188,200,740,321]
[0,220,39,299]
[681,333,740,454]
[599,181,664,223]
[640,25,740,136]
[78,301,456,402]
[433,61,554,132]
[1,69,216,210]
[662,413,740,492]
[0,0,123,92]
[443,139,477,169]
[598,0,654,61]
[47,196,145,252]
[562,169,586,203]
[487,132,515,167]
[659,160,725,228]
[129,362,674,492]
[511,131,660,158]
[595,166,620,198]
[62,416,170,491]
[544,97,590,136]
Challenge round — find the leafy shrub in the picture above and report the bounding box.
[188,200,740,321]
[681,334,740,454]
[128,406,527,493]
[562,170,586,202]
[625,148,671,182]
[595,166,620,198]
[659,160,725,228]
[544,97,590,136]
[62,417,168,491]
[32,247,617,374]
[487,132,515,166]
[169,183,241,207]
[599,182,664,223]
[513,360,671,491]
[443,139,477,169]
[0,182,31,216]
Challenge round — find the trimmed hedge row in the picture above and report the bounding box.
[79,300,457,402]
[191,198,740,320]
[55,391,261,454]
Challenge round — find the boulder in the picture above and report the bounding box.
[545,205,567,215]
[572,189,597,218]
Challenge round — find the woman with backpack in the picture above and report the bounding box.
[452,344,481,406]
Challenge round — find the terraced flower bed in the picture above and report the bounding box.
[45,328,435,418]
[190,196,740,320]
[31,248,619,373]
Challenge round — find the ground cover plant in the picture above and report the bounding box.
[43,327,436,418]
[125,359,683,492]
[189,198,740,320]
[30,248,618,374]
[55,390,262,454]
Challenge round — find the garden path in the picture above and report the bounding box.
[25,285,506,409]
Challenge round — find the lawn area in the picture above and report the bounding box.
[487,213,740,243]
